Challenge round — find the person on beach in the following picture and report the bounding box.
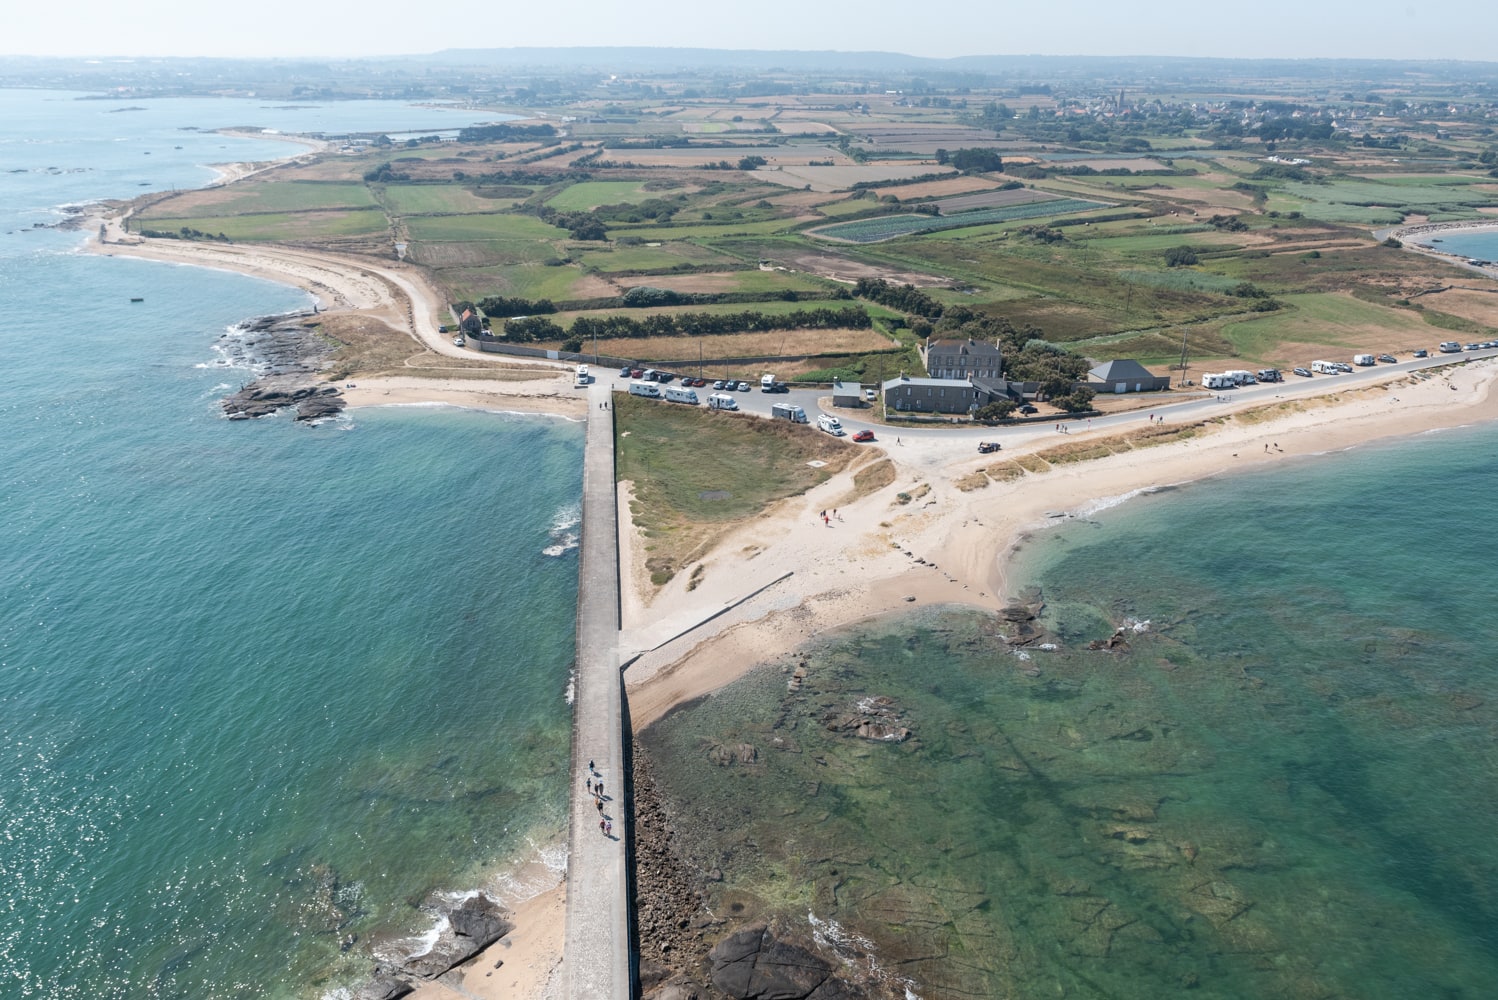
[600,818,606,834]
[596,780,603,797]
[596,798,604,813]
[586,778,593,794]
[605,820,612,836]
[588,759,594,771]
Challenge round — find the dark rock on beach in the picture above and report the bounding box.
[218,311,345,421]
[398,894,513,980]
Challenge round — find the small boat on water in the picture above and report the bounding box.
[130,297,144,302]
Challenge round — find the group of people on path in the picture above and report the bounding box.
[818,508,842,527]
[586,759,612,838]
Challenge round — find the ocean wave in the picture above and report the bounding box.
[542,502,581,557]
[1075,484,1165,518]
[807,911,922,999]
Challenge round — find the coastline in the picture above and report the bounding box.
[75,178,1498,1000]
[621,356,1498,731]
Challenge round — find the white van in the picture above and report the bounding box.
[1311,360,1341,374]
[1352,354,1375,366]
[663,386,700,404]
[707,393,738,411]
[629,380,663,398]
[771,402,808,423]
[817,414,846,436]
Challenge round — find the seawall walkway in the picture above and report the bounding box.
[564,381,632,998]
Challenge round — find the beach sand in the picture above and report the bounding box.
[83,204,1498,998]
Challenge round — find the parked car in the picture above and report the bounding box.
[853,429,875,442]
[712,380,725,390]
[735,381,752,392]
[978,441,1001,454]
[1413,349,1428,358]
[630,368,645,378]
[1293,367,1313,377]
[1018,404,1038,414]
[863,388,877,402]
[1378,354,1397,363]
[619,365,633,378]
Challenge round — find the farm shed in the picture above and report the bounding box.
[1088,359,1171,393]
[831,380,865,408]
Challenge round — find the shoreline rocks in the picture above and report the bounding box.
[217,311,345,421]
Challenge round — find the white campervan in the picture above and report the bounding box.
[663,386,700,404]
[629,380,663,398]
[707,393,738,410]
[817,414,846,436]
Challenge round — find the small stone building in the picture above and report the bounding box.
[1088,359,1171,393]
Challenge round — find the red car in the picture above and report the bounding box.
[853,429,876,442]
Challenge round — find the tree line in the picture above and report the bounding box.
[496,305,872,344]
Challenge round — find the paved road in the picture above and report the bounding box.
[563,381,631,1000]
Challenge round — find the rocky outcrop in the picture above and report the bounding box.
[400,894,513,980]
[351,973,413,1000]
[708,924,859,1000]
[217,311,345,421]
[223,383,345,421]
[821,696,911,743]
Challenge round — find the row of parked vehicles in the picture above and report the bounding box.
[615,366,792,393]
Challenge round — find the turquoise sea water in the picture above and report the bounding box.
[1428,227,1498,263]
[642,429,1498,999]
[0,91,578,999]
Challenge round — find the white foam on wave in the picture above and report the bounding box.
[1075,485,1163,518]
[542,501,581,557]
[807,911,921,999]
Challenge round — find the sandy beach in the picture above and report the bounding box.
[83,202,1498,998]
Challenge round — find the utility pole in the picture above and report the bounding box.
[1178,328,1191,386]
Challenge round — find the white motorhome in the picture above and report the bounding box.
[1202,373,1235,389]
[771,402,808,423]
[707,393,738,410]
[1225,370,1256,385]
[817,414,846,436]
[629,380,663,398]
[1311,360,1341,374]
[663,386,700,404]
[760,373,777,391]
[1352,354,1376,366]
[575,364,591,386]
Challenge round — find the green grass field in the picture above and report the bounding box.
[379,184,525,215]
[405,213,566,241]
[614,391,854,583]
[136,181,379,219]
[1218,291,1436,359]
[139,209,389,241]
[442,262,592,302]
[573,242,736,272]
[607,218,803,240]
[545,181,655,210]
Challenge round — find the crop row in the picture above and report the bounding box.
[813,198,1107,243]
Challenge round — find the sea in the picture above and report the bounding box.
[0,89,581,999]
[1428,226,1498,263]
[641,428,1498,998]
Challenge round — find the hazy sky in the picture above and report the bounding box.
[8,0,1497,62]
